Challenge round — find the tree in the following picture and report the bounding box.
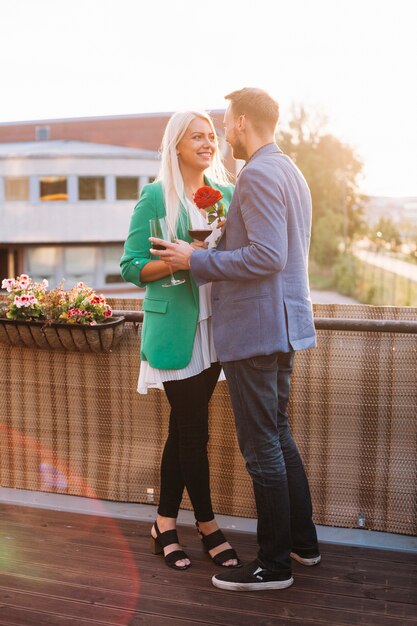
[370,217,402,251]
[310,210,343,266]
[277,104,365,266]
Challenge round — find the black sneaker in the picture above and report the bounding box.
[212,559,294,591]
[290,551,321,566]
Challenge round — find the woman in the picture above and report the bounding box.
[120,111,240,570]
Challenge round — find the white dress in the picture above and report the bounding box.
[137,202,225,394]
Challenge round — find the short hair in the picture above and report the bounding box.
[225,88,279,134]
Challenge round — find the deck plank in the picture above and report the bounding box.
[0,504,416,626]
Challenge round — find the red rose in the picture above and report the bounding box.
[193,186,223,209]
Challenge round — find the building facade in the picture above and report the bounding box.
[0,111,235,293]
[0,139,159,292]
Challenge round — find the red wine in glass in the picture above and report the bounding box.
[149,217,185,287]
[188,228,212,241]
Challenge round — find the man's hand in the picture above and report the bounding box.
[149,238,193,270]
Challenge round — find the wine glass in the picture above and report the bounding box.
[188,224,213,242]
[149,217,185,288]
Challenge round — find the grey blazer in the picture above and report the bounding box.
[191,143,316,362]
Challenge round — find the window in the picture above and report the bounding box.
[64,247,96,285]
[36,126,50,141]
[26,247,58,284]
[24,245,126,290]
[4,177,29,201]
[103,245,124,283]
[116,177,139,200]
[79,176,105,200]
[40,176,67,201]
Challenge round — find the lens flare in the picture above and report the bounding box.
[0,423,141,624]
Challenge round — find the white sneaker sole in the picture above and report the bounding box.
[290,552,321,566]
[211,575,294,591]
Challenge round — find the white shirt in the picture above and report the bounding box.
[137,201,224,394]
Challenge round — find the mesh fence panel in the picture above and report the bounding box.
[0,298,416,535]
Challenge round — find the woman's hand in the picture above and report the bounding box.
[140,259,181,282]
[190,241,208,250]
[149,238,194,270]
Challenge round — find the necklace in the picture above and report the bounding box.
[184,180,204,202]
[184,187,197,202]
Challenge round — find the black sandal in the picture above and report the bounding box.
[150,521,191,570]
[196,522,241,567]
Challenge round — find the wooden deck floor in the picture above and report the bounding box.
[0,504,416,626]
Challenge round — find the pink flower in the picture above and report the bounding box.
[89,295,104,305]
[2,278,16,292]
[19,274,30,288]
[3,273,113,325]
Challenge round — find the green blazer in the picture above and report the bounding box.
[120,179,233,369]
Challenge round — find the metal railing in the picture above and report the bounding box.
[112,309,417,334]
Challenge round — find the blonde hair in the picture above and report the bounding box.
[156,110,230,235]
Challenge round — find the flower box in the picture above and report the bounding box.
[0,316,125,352]
[1,274,126,352]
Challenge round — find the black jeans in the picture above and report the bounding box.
[158,362,221,522]
[222,351,318,574]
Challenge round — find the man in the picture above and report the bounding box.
[150,87,320,591]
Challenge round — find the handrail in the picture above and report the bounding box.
[313,318,417,334]
[112,310,417,334]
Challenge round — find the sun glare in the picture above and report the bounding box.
[0,0,416,197]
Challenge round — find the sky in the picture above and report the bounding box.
[1,0,416,197]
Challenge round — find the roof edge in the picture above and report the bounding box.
[0,109,226,127]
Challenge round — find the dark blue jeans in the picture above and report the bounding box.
[222,351,318,574]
